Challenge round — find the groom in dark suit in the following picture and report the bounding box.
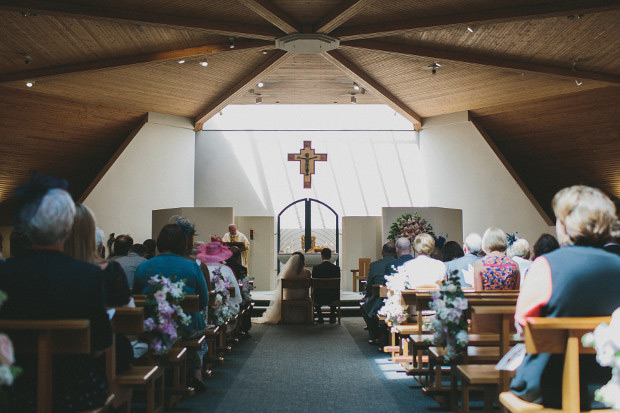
[312,248,341,323]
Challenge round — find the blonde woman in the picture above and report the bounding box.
[473,227,520,291]
[64,204,132,308]
[510,185,620,409]
[399,233,446,288]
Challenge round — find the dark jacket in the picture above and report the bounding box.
[311,260,341,304]
[385,254,414,275]
[364,255,396,296]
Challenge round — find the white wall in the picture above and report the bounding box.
[235,216,275,290]
[420,113,553,243]
[342,216,382,291]
[84,113,195,242]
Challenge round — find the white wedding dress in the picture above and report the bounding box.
[255,254,307,324]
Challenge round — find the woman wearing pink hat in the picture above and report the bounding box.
[197,242,242,320]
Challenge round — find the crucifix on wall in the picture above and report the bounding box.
[288,141,327,188]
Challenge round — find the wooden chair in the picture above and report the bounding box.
[281,278,312,324]
[499,316,618,413]
[311,277,342,325]
[0,319,115,413]
[351,258,371,292]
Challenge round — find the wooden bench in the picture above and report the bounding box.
[281,278,312,324]
[111,307,166,413]
[0,319,115,413]
[499,316,618,413]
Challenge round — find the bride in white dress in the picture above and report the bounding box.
[255,252,310,324]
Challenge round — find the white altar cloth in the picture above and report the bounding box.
[277,253,339,267]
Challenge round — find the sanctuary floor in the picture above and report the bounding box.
[174,318,440,412]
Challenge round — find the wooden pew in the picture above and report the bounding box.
[453,305,518,412]
[499,316,618,413]
[0,319,115,413]
[111,307,165,413]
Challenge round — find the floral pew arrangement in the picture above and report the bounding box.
[0,290,21,403]
[141,275,192,355]
[582,307,620,409]
[206,267,238,327]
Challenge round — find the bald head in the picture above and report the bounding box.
[395,237,411,257]
[228,224,237,235]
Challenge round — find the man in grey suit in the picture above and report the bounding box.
[445,233,483,287]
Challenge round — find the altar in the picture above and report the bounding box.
[277,253,339,268]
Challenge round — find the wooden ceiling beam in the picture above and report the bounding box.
[0,0,283,40]
[0,40,274,83]
[194,50,293,131]
[321,50,422,130]
[332,0,620,40]
[237,0,301,34]
[341,40,620,84]
[314,0,375,34]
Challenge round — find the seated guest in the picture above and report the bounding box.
[63,204,133,372]
[0,232,4,261]
[311,248,341,324]
[510,185,620,410]
[0,174,112,411]
[445,233,483,287]
[603,220,620,256]
[64,205,131,308]
[361,242,396,343]
[531,233,560,260]
[474,227,520,290]
[399,233,446,288]
[130,243,147,258]
[143,238,157,259]
[9,229,32,258]
[386,237,414,275]
[110,234,146,286]
[134,223,209,389]
[442,240,464,262]
[107,233,116,258]
[507,238,532,283]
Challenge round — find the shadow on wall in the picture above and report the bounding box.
[195,130,271,215]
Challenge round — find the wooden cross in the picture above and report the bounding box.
[288,141,327,188]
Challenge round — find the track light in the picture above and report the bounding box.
[229,37,235,49]
[256,95,262,104]
[200,61,208,67]
[353,82,360,91]
[350,95,356,104]
[25,81,34,87]
[257,81,264,88]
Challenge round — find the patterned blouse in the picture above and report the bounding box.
[480,254,518,290]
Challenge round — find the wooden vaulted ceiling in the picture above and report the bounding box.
[0,0,618,225]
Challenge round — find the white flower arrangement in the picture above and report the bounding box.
[240,275,254,303]
[0,291,22,391]
[209,267,237,326]
[378,267,411,331]
[582,307,620,409]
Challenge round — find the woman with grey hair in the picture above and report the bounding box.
[507,238,532,282]
[0,173,112,412]
[510,185,620,409]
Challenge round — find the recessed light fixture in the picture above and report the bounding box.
[229,37,235,49]
[178,60,185,64]
[25,81,34,87]
[467,27,473,33]
[353,82,360,91]
[200,61,208,67]
[350,95,356,104]
[262,50,268,55]
[257,82,264,88]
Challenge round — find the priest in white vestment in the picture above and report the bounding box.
[222,224,250,267]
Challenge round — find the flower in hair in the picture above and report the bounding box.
[506,232,519,247]
[171,215,197,238]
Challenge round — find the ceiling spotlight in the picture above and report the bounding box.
[256,95,262,104]
[25,81,34,87]
[178,60,185,64]
[575,80,583,86]
[229,37,235,49]
[467,27,473,33]
[262,50,268,55]
[200,61,208,67]
[427,62,441,75]
[350,95,356,104]
[257,81,264,88]
[353,82,360,91]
